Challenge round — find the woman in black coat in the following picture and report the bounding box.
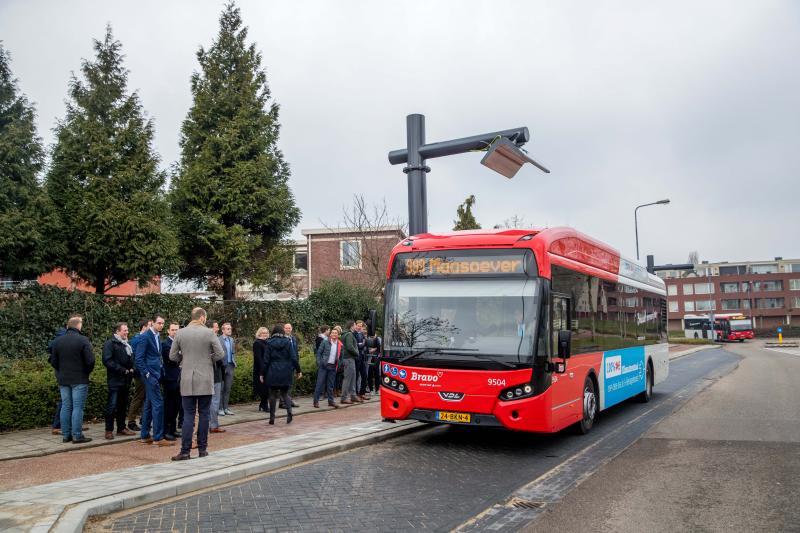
[261,325,302,424]
[252,327,270,412]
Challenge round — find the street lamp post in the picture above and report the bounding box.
[389,114,550,236]
[634,199,670,261]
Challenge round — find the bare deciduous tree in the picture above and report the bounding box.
[321,195,407,299]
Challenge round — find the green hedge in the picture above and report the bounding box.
[0,280,378,360]
[0,347,320,431]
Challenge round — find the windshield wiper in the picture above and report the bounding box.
[399,348,517,368]
[399,348,442,363]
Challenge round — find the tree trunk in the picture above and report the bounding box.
[222,273,236,301]
[95,266,106,295]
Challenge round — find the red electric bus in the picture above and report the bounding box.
[683,313,753,341]
[380,227,669,434]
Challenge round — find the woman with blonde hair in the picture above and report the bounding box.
[253,327,270,412]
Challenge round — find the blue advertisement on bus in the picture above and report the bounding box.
[603,346,646,408]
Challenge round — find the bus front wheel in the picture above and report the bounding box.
[576,376,597,435]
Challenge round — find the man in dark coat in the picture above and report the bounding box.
[102,322,137,440]
[261,325,302,424]
[161,322,182,441]
[281,323,301,408]
[126,318,151,431]
[49,315,95,444]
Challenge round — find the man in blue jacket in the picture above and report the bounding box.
[135,314,172,447]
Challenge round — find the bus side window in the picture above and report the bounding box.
[552,295,570,353]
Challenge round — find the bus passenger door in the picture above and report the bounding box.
[550,294,577,427]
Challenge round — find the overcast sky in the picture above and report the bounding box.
[2,0,798,265]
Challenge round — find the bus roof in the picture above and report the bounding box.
[392,227,665,293]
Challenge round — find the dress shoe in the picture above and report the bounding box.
[199,450,209,458]
[268,418,275,425]
[171,452,191,461]
[62,436,72,443]
[361,394,371,400]
[104,431,114,440]
[117,428,136,436]
[140,437,153,444]
[341,399,353,405]
[152,439,173,447]
[313,401,320,408]
[52,428,61,435]
[286,413,293,424]
[224,408,234,415]
[328,402,340,409]
[72,436,92,444]
[173,431,182,437]
[210,427,226,433]
[163,434,177,441]
[127,421,141,431]
[355,397,364,403]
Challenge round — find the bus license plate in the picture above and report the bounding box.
[437,411,471,423]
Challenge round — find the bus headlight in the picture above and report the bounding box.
[382,377,409,394]
[499,383,536,401]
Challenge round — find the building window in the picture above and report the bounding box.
[751,264,778,274]
[721,299,740,310]
[293,251,308,272]
[694,283,714,295]
[624,297,638,307]
[683,284,694,296]
[790,264,800,273]
[753,280,783,292]
[756,298,784,309]
[741,282,750,293]
[719,265,747,276]
[695,300,716,311]
[794,297,800,309]
[339,240,362,269]
[741,299,751,309]
[790,279,800,291]
[684,301,695,312]
[721,282,739,293]
[667,285,677,296]
[668,301,679,313]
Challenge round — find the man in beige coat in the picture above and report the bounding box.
[169,307,224,461]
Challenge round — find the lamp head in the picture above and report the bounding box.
[480,137,550,179]
[657,199,670,205]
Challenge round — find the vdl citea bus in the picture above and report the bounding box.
[380,227,669,434]
[683,313,753,342]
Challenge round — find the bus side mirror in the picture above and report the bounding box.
[557,330,572,359]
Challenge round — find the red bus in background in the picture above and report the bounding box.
[713,313,754,342]
[380,227,669,434]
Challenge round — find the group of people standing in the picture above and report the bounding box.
[310,319,382,408]
[47,311,382,460]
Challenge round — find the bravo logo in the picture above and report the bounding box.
[605,355,622,378]
[410,371,439,382]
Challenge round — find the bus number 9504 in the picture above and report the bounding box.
[487,378,506,387]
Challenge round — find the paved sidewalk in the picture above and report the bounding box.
[668,343,714,360]
[0,392,377,462]
[0,407,421,532]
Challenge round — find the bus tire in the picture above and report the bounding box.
[576,375,597,435]
[739,339,744,343]
[637,360,653,403]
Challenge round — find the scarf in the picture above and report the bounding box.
[115,334,132,357]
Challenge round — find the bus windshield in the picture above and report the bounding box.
[730,319,752,331]
[384,278,541,365]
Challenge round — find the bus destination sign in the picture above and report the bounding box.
[394,251,529,278]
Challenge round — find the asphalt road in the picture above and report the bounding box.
[523,342,800,533]
[101,348,741,532]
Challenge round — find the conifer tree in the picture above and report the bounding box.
[0,44,50,280]
[171,3,300,300]
[453,195,482,231]
[45,27,177,294]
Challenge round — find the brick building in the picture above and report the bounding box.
[659,257,800,330]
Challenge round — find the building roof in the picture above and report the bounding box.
[301,225,406,237]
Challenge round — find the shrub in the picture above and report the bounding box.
[0,347,319,432]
